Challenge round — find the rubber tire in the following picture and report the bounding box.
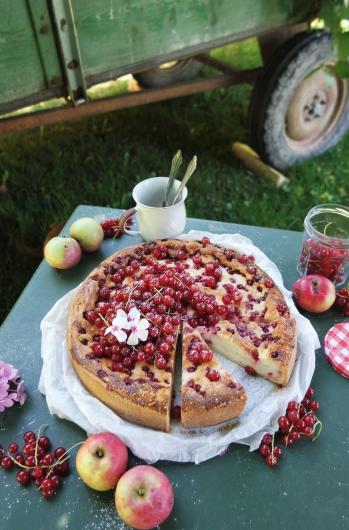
[134,59,202,88]
[248,31,349,168]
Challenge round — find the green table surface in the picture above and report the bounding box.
[1,205,348,530]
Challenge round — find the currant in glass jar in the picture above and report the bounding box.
[297,204,349,285]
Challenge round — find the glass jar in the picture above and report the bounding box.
[297,204,349,285]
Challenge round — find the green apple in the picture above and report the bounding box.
[69,217,104,252]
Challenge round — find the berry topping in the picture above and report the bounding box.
[206,369,220,382]
[245,366,257,376]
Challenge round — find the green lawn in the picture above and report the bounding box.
[1,38,348,324]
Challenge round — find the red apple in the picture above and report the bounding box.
[76,432,128,491]
[115,465,174,530]
[292,274,336,313]
[44,236,81,269]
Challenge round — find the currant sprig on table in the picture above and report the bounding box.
[100,218,132,239]
[0,425,82,498]
[259,387,322,468]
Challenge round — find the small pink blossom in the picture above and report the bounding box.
[105,309,129,343]
[126,307,149,346]
[0,361,27,413]
[104,307,149,346]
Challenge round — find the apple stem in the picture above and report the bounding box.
[311,280,319,294]
[95,448,104,458]
[138,487,145,497]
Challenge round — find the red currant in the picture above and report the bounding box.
[289,431,301,442]
[206,369,220,382]
[55,461,70,476]
[54,447,67,460]
[1,456,14,470]
[155,356,167,369]
[16,470,31,485]
[159,342,170,355]
[31,467,44,480]
[50,474,61,490]
[259,444,271,457]
[273,446,282,458]
[265,454,278,467]
[278,416,290,433]
[309,400,319,412]
[8,443,19,454]
[23,431,36,443]
[162,322,173,335]
[42,453,55,466]
[303,426,314,438]
[305,387,314,399]
[261,434,273,445]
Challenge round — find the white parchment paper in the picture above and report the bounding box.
[39,231,320,463]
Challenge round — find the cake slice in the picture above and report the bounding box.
[181,324,247,428]
[203,316,296,386]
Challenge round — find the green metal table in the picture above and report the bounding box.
[1,205,348,530]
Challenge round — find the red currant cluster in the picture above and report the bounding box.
[298,239,349,284]
[0,427,74,499]
[259,387,322,467]
[334,286,349,317]
[101,218,131,239]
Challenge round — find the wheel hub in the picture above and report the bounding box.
[285,64,347,149]
[303,90,328,121]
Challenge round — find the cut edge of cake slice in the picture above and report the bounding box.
[181,324,247,429]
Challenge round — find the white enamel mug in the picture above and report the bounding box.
[119,177,188,241]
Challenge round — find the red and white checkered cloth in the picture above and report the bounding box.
[324,322,349,379]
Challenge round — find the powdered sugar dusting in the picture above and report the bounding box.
[81,504,127,530]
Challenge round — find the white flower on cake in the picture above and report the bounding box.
[126,307,149,346]
[105,307,149,346]
[105,309,128,343]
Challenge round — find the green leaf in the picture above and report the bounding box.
[335,60,349,78]
[339,6,349,20]
[336,32,349,61]
[319,2,340,30]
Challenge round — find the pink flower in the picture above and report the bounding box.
[0,362,19,382]
[104,307,149,346]
[126,307,149,346]
[0,381,15,412]
[0,361,26,413]
[14,380,27,406]
[105,309,128,343]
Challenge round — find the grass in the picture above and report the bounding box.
[0,38,349,323]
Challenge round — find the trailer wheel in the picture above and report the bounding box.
[249,31,349,168]
[134,58,202,88]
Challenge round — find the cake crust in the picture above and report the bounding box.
[181,326,247,428]
[67,238,296,432]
